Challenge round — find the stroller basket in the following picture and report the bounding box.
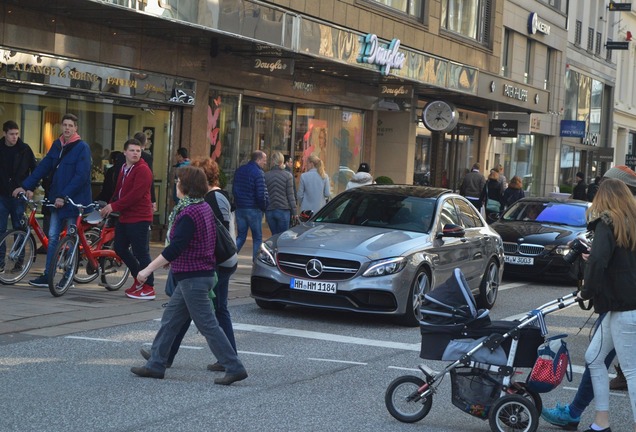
[451,366,505,419]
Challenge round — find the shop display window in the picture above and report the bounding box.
[0,91,171,222]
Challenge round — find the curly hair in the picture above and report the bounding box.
[190,157,220,187]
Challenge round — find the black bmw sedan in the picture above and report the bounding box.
[490,197,591,283]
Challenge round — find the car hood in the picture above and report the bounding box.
[273,223,430,260]
[491,221,582,244]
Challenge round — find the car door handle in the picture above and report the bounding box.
[461,238,468,242]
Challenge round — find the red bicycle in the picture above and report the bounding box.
[0,194,102,285]
[46,197,130,297]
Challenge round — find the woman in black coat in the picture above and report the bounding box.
[481,170,503,223]
[502,175,525,210]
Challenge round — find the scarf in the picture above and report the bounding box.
[60,132,81,145]
[165,195,204,246]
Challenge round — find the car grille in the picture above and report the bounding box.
[276,253,360,281]
[503,242,545,256]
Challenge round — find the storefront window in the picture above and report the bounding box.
[413,135,432,185]
[0,91,171,221]
[500,134,541,196]
[563,69,579,121]
[559,144,580,194]
[207,89,240,188]
[295,107,364,196]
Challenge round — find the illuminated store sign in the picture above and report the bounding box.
[0,47,196,105]
[357,34,406,76]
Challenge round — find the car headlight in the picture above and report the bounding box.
[362,257,407,277]
[552,245,571,256]
[256,241,276,266]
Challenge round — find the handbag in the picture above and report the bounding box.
[213,214,237,263]
[526,334,572,393]
[486,199,501,213]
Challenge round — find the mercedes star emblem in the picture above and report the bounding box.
[305,259,324,278]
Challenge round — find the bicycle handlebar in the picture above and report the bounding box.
[16,192,56,209]
[65,196,101,211]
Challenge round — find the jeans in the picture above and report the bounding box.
[467,198,482,211]
[145,275,244,375]
[167,265,238,364]
[44,211,76,275]
[266,209,290,235]
[235,208,263,260]
[0,195,26,267]
[114,221,153,286]
[586,309,636,420]
[569,313,616,418]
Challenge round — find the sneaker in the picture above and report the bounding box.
[582,427,611,432]
[125,278,141,295]
[57,272,73,289]
[36,245,47,255]
[126,283,155,300]
[0,264,4,273]
[10,263,24,273]
[610,364,627,391]
[28,274,49,287]
[541,404,580,431]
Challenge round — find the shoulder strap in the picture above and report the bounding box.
[205,190,224,221]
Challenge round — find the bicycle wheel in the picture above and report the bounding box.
[0,230,35,285]
[73,228,100,284]
[99,241,130,291]
[385,375,433,423]
[48,236,78,297]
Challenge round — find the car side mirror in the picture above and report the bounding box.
[437,223,465,238]
[299,210,313,222]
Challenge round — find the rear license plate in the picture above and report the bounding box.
[504,255,534,265]
[290,278,337,294]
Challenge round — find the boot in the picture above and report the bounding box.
[609,364,627,391]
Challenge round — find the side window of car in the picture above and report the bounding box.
[438,199,461,228]
[454,198,484,228]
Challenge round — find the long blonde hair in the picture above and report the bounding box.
[308,155,326,178]
[588,177,636,250]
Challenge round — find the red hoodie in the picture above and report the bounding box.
[110,158,153,223]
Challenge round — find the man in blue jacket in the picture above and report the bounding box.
[13,113,92,288]
[0,120,36,273]
[233,151,268,260]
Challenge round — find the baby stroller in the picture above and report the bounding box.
[385,268,578,432]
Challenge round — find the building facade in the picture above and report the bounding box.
[2,0,560,226]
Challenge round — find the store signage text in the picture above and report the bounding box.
[609,2,632,11]
[560,120,586,138]
[528,13,551,35]
[379,85,412,99]
[357,34,405,76]
[292,81,316,93]
[503,84,528,102]
[489,120,518,137]
[253,59,288,72]
[2,48,196,105]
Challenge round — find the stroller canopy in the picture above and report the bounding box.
[421,268,489,326]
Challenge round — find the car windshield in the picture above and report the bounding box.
[313,192,436,233]
[501,201,587,227]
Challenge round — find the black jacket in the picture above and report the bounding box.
[572,181,587,200]
[0,137,36,197]
[582,214,636,314]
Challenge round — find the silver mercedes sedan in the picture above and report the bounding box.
[251,185,504,326]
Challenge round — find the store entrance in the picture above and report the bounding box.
[240,101,293,165]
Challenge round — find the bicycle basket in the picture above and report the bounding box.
[450,367,504,419]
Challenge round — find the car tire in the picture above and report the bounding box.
[397,268,430,327]
[477,258,499,309]
[255,299,286,310]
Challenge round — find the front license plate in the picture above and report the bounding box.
[504,255,534,265]
[290,278,337,294]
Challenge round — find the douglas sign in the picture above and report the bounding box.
[357,33,406,76]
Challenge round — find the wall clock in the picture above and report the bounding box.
[422,100,459,132]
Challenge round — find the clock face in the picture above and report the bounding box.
[422,100,458,132]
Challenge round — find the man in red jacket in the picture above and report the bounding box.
[100,138,155,299]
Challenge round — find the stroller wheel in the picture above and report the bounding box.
[509,382,542,414]
[488,394,538,432]
[385,375,433,423]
